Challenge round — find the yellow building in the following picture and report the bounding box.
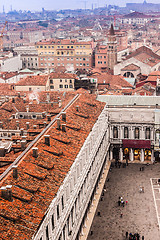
[35,39,93,71]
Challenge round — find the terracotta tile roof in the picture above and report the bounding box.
[96,73,133,88]
[0,92,105,240]
[121,64,140,71]
[15,76,48,86]
[125,46,160,67]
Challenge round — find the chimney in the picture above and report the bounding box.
[12,97,15,103]
[21,140,26,151]
[0,121,3,129]
[32,147,38,158]
[44,135,50,146]
[20,128,24,136]
[47,92,50,102]
[18,92,20,98]
[26,105,29,113]
[12,165,18,179]
[43,121,47,128]
[1,185,13,201]
[33,125,37,129]
[12,114,16,119]
[26,122,30,130]
[0,146,5,157]
[47,115,51,122]
[1,186,7,199]
[16,120,19,130]
[76,105,79,112]
[59,100,62,108]
[62,112,66,122]
[57,118,61,130]
[42,112,46,118]
[62,124,66,132]
[6,185,12,201]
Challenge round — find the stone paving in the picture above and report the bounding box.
[87,163,160,240]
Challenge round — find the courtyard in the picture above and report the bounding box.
[87,163,160,240]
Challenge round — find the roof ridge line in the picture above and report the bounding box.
[0,93,80,183]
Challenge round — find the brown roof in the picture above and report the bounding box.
[121,64,140,71]
[15,75,48,86]
[125,46,160,67]
[0,91,105,240]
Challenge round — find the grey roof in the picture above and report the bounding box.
[97,95,160,106]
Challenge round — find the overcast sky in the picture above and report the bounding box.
[1,0,160,12]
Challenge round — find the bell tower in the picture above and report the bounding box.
[107,24,117,71]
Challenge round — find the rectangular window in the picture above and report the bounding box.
[50,79,53,84]
[65,85,68,88]
[46,225,49,240]
[50,85,54,89]
[51,214,54,230]
[61,196,64,210]
[69,85,73,88]
[59,84,63,88]
[57,205,60,219]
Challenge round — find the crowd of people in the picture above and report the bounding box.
[125,231,144,239]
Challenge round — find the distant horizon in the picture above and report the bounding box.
[1,0,160,13]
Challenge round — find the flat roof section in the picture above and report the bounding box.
[97,95,160,106]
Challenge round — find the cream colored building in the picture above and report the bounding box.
[14,73,76,92]
[35,39,93,70]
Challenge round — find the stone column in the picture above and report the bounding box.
[110,148,113,160]
[151,150,155,163]
[119,148,123,161]
[130,148,134,161]
[140,149,144,162]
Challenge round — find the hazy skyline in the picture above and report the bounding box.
[1,0,160,12]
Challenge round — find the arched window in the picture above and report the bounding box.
[135,127,139,139]
[123,72,134,78]
[124,127,129,139]
[113,126,118,138]
[145,127,150,139]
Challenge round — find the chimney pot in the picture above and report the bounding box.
[32,147,38,158]
[0,121,3,129]
[47,115,51,122]
[59,100,62,108]
[18,92,20,98]
[33,125,37,129]
[1,186,7,199]
[57,118,61,130]
[16,120,19,130]
[42,112,46,118]
[21,140,26,151]
[0,146,5,157]
[12,165,18,179]
[76,105,79,112]
[43,121,47,128]
[26,105,29,112]
[6,185,13,202]
[20,128,24,136]
[12,97,15,103]
[62,112,66,122]
[62,124,66,132]
[44,135,50,146]
[26,122,30,130]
